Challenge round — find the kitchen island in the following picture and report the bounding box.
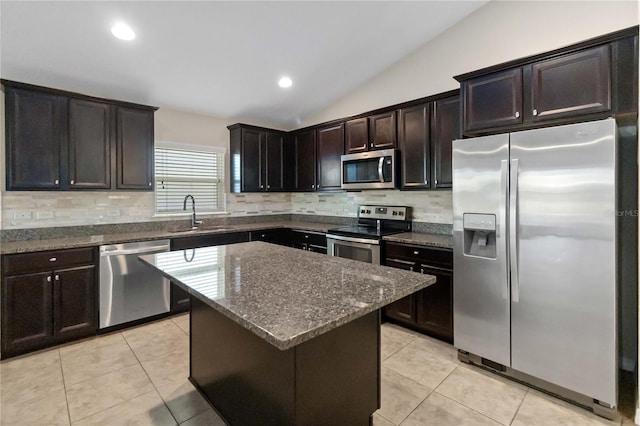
[141,241,435,425]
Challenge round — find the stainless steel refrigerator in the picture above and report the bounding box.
[452,118,617,417]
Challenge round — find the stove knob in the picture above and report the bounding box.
[392,211,397,216]
[366,209,371,214]
[360,209,365,214]
[399,211,404,216]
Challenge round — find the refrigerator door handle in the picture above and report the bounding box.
[510,158,520,302]
[500,159,509,300]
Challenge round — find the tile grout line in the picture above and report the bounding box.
[121,329,181,426]
[435,390,508,426]
[58,348,73,426]
[508,388,529,426]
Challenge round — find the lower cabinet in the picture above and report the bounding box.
[170,232,251,313]
[383,243,453,343]
[249,229,292,246]
[290,230,327,254]
[1,247,97,357]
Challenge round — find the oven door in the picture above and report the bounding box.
[326,234,381,265]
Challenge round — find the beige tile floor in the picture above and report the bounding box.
[0,315,634,426]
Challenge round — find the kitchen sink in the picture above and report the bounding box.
[168,226,234,234]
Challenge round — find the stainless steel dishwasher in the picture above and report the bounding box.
[99,240,171,329]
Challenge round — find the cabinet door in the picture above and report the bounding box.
[345,117,368,154]
[54,266,96,341]
[383,258,417,324]
[316,123,344,191]
[265,131,285,191]
[398,104,430,189]
[527,45,611,122]
[416,266,453,343]
[5,88,65,190]
[431,96,460,189]
[294,130,316,191]
[463,68,522,133]
[369,111,396,150]
[171,283,190,314]
[116,107,154,190]
[68,98,111,189]
[240,128,262,192]
[250,229,292,246]
[2,272,54,355]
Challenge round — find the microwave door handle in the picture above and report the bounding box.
[378,157,385,183]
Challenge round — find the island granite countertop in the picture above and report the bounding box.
[140,241,436,350]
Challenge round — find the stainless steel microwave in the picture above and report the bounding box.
[341,149,397,190]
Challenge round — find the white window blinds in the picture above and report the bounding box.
[155,143,225,214]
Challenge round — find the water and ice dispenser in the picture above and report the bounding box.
[463,213,497,258]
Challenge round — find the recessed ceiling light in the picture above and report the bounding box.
[278,76,293,88]
[111,22,135,41]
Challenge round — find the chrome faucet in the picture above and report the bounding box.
[183,194,202,229]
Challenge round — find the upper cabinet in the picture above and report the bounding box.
[228,124,288,193]
[316,123,344,191]
[292,129,316,191]
[3,80,157,191]
[459,44,616,135]
[345,111,396,154]
[398,93,459,190]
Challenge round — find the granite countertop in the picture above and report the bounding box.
[0,221,333,255]
[140,241,436,350]
[383,232,454,249]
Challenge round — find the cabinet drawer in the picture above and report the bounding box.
[384,243,452,269]
[172,232,250,250]
[3,247,95,275]
[291,230,326,248]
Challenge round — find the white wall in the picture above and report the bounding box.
[302,0,639,127]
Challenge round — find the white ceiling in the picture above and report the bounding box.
[1,1,487,129]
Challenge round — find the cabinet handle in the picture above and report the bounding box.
[420,268,424,274]
[70,179,75,185]
[409,266,414,272]
[148,182,152,187]
[47,276,52,282]
[55,275,59,281]
[54,179,59,185]
[370,143,374,148]
[435,179,438,185]
[532,109,538,116]
[311,184,315,189]
[515,111,520,118]
[413,250,419,255]
[267,185,270,189]
[49,257,57,262]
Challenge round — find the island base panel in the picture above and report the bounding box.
[190,296,380,426]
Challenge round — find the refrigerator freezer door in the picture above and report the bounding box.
[453,134,511,366]
[509,119,617,406]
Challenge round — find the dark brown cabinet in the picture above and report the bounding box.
[250,229,292,246]
[5,87,65,190]
[345,112,396,154]
[398,103,430,189]
[116,107,154,190]
[383,242,453,343]
[3,80,156,191]
[431,96,460,189]
[316,123,344,191]
[290,230,327,254]
[460,45,612,134]
[293,130,316,191]
[229,124,287,192]
[69,98,111,189]
[398,94,459,190]
[1,247,97,357]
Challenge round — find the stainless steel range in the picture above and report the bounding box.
[326,205,411,264]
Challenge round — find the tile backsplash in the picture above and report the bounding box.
[0,189,452,229]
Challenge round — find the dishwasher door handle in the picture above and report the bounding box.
[100,245,170,256]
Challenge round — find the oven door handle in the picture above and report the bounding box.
[326,234,380,245]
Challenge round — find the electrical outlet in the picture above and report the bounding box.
[36,211,54,219]
[13,211,32,220]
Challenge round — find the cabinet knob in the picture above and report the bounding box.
[420,268,424,274]
[311,184,315,189]
[47,276,52,282]
[413,250,419,255]
[370,143,374,148]
[49,257,57,262]
[148,182,152,187]
[54,179,59,185]
[70,179,75,185]
[267,185,270,189]
[435,179,438,185]
[55,275,59,281]
[515,111,520,118]
[261,234,265,238]
[305,235,308,238]
[409,266,414,272]
[260,185,264,189]
[532,109,538,116]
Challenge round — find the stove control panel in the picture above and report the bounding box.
[358,205,409,221]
